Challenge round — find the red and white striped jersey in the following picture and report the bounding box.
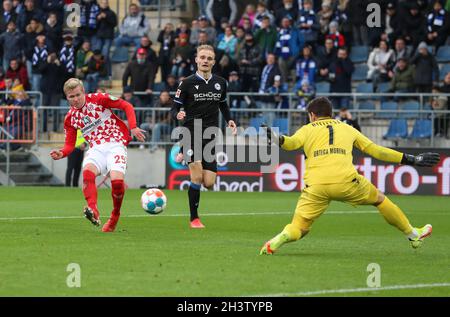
[60,93,137,157]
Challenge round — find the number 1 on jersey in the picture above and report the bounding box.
[327,125,334,145]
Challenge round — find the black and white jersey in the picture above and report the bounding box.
[173,72,232,128]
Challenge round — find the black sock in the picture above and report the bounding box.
[188,182,201,221]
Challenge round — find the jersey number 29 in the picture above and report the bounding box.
[114,155,126,165]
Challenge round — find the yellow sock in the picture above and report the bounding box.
[270,224,302,251]
[282,223,302,241]
[377,197,413,235]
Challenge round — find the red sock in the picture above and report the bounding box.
[111,179,125,217]
[82,170,98,214]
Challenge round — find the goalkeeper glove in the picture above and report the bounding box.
[401,152,440,167]
[261,124,285,146]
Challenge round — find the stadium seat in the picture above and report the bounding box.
[410,120,433,138]
[357,100,375,110]
[409,119,432,139]
[376,82,390,93]
[243,117,265,136]
[152,82,165,92]
[315,81,330,93]
[356,83,373,99]
[377,101,398,119]
[375,81,391,101]
[439,64,450,80]
[356,82,374,94]
[272,118,289,135]
[356,100,376,117]
[350,46,369,63]
[353,64,369,81]
[383,119,408,139]
[399,101,420,119]
[111,47,130,63]
[422,104,433,119]
[436,45,450,63]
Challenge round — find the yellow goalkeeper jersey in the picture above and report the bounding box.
[282,118,404,185]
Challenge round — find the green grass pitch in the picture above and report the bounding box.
[0,187,449,297]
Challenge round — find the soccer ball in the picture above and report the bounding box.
[141,188,167,214]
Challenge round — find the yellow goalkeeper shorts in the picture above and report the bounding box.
[294,174,379,222]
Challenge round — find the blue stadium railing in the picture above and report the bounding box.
[32,91,450,148]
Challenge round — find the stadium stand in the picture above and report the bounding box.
[349,45,369,64]
[272,117,289,135]
[352,64,369,82]
[0,0,448,152]
[400,101,420,119]
[383,119,409,139]
[377,101,398,119]
[315,81,330,93]
[409,119,433,139]
[436,45,450,63]
[243,116,265,136]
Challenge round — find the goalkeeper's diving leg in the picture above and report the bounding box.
[260,187,329,255]
[374,191,432,249]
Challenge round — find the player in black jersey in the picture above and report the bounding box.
[173,45,237,228]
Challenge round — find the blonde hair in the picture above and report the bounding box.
[63,78,84,95]
[196,44,215,55]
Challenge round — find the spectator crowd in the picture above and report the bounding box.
[0,0,449,139]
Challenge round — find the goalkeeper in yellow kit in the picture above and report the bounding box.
[260,97,440,255]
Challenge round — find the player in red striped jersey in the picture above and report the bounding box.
[50,78,146,232]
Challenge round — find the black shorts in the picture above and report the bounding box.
[180,126,217,173]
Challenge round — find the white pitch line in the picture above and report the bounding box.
[248,283,450,297]
[0,210,378,221]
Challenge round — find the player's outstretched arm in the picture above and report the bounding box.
[401,152,441,167]
[360,142,440,167]
[100,94,140,135]
[355,130,440,167]
[106,96,146,142]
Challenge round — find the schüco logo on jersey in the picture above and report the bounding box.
[194,92,222,101]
